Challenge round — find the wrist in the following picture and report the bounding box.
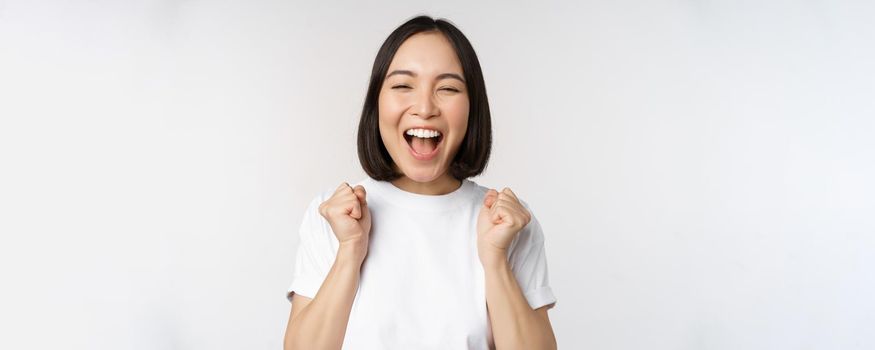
[478,246,509,269]
[337,240,368,265]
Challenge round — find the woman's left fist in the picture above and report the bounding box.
[477,187,532,265]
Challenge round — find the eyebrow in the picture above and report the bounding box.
[386,70,465,83]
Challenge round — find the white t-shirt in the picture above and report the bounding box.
[286,177,557,350]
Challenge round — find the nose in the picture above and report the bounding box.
[411,88,439,119]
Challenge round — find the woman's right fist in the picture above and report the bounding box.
[318,182,372,260]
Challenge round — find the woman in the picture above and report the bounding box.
[283,15,557,350]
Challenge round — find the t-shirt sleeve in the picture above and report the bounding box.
[286,193,338,302]
[507,202,557,310]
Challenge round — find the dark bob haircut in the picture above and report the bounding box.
[357,15,492,181]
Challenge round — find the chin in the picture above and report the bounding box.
[400,164,446,183]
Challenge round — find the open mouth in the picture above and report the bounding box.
[403,128,444,159]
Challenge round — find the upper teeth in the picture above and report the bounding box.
[406,128,441,138]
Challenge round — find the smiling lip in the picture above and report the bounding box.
[405,125,442,133]
[404,133,442,161]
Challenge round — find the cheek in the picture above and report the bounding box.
[379,91,407,115]
[377,119,398,155]
[446,98,470,138]
[377,95,400,129]
[377,96,404,153]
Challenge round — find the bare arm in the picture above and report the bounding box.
[477,188,557,349]
[483,254,557,350]
[284,182,371,350]
[283,243,364,350]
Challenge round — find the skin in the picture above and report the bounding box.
[378,31,469,196]
[284,31,556,350]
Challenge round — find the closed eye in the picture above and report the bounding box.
[391,84,412,90]
[439,87,460,93]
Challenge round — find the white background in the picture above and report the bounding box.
[1,0,874,349]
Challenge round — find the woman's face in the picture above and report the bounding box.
[378,31,470,184]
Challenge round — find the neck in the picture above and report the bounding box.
[391,174,462,195]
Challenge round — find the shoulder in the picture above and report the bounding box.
[466,179,537,212]
[465,179,491,202]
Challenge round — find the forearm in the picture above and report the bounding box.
[483,253,557,350]
[284,247,363,350]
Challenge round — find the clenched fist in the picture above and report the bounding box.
[318,182,372,263]
[476,187,532,267]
